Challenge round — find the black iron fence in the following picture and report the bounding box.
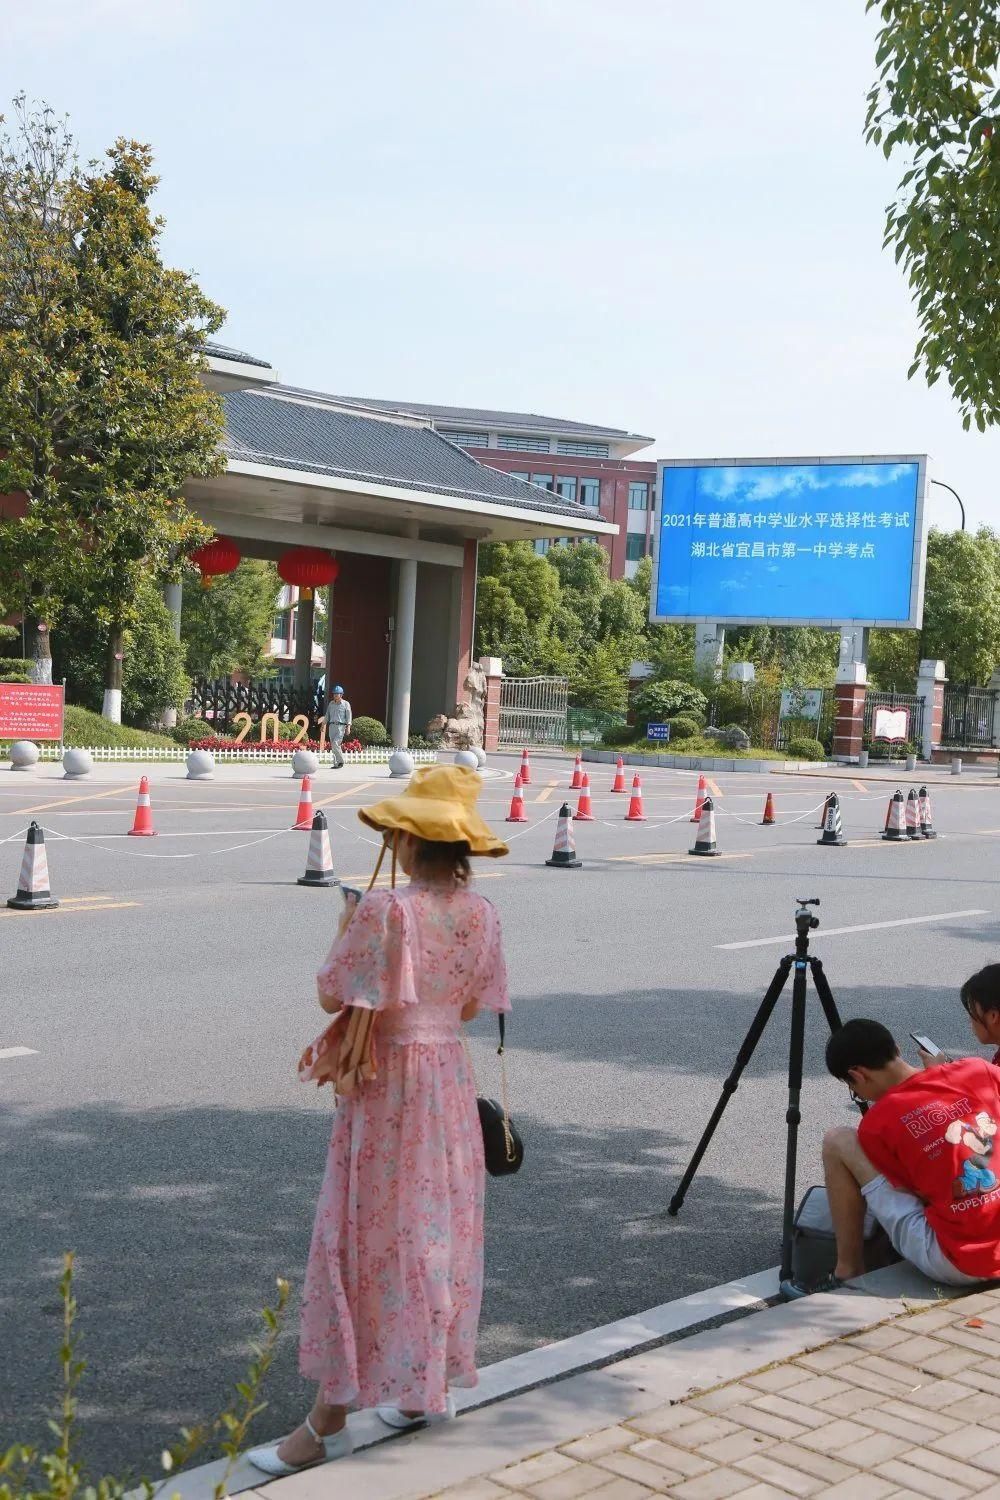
[862,689,924,759]
[942,686,998,748]
[188,676,325,732]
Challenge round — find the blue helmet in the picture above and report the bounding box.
[333,684,345,694]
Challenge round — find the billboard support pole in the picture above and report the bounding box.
[694,622,725,681]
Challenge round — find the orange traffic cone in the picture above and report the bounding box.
[7,821,58,909]
[689,796,720,856]
[575,772,595,821]
[691,773,707,823]
[128,775,157,837]
[506,774,528,823]
[519,748,532,785]
[625,773,646,822]
[293,773,314,830]
[762,792,776,826]
[570,754,583,789]
[611,756,627,793]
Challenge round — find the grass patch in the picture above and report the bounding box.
[605,738,798,762]
[1,704,177,754]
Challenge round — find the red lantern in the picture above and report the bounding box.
[191,535,241,589]
[277,547,340,601]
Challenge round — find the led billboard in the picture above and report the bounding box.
[651,456,926,627]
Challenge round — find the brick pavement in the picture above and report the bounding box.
[434,1290,1000,1500]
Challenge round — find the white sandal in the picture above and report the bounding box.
[376,1393,457,1431]
[247,1415,353,1476]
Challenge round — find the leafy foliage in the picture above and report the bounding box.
[181,562,281,679]
[59,705,176,748]
[630,679,708,731]
[52,575,188,725]
[666,714,701,741]
[785,736,826,761]
[352,715,389,746]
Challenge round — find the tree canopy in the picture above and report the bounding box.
[181,561,282,680]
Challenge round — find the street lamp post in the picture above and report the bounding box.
[930,478,966,531]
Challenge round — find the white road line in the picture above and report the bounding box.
[0,1046,38,1061]
[718,909,989,951]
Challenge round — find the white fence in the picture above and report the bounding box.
[27,744,438,765]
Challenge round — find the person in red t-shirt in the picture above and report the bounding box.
[782,1018,1000,1299]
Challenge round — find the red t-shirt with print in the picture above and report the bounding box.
[858,1058,1000,1279]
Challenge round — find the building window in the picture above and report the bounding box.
[438,428,488,447]
[498,434,551,452]
[625,533,647,562]
[534,538,551,555]
[628,481,649,510]
[580,478,601,508]
[556,476,577,502]
[530,473,554,491]
[557,439,610,457]
[509,470,530,482]
[272,612,289,642]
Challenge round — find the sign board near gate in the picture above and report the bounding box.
[874,707,909,741]
[0,683,65,740]
[646,722,671,741]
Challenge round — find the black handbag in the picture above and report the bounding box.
[476,1015,523,1176]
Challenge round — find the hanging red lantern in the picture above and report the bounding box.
[277,547,340,601]
[191,535,241,589]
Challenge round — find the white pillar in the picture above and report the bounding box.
[837,625,868,674]
[391,558,418,750]
[162,579,183,727]
[916,657,946,762]
[693,623,725,680]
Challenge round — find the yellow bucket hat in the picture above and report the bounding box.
[359,764,508,858]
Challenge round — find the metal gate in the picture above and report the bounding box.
[942,686,998,747]
[863,689,924,759]
[498,676,569,747]
[188,676,325,732]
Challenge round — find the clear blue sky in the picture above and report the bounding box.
[8,0,998,531]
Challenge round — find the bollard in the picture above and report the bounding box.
[952,757,962,777]
[905,753,917,772]
[858,750,869,769]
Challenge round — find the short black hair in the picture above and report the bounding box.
[961,965,1000,1019]
[826,1019,899,1081]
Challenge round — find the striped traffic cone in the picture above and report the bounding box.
[545,803,582,868]
[519,748,532,785]
[611,756,627,793]
[7,821,58,910]
[919,785,937,840]
[297,810,336,886]
[689,796,720,856]
[293,774,314,830]
[817,791,847,847]
[506,774,528,823]
[691,773,707,823]
[625,773,646,822]
[905,787,921,840]
[570,754,583,790]
[884,795,894,833]
[575,772,595,821]
[128,775,157,837]
[882,789,908,841]
[762,792,776,826]
[817,793,832,831]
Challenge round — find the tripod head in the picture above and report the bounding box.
[794,898,820,956]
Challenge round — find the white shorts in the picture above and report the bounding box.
[862,1175,983,1286]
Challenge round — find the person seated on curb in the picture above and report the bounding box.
[916,964,1000,1070]
[781,1018,1000,1299]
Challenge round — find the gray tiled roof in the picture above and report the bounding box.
[295,389,649,441]
[203,340,273,369]
[222,389,603,521]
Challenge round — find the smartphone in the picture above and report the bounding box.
[910,1032,942,1057]
[341,884,363,913]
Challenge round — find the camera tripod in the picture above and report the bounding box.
[667,899,843,1283]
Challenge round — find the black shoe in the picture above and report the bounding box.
[779,1271,847,1302]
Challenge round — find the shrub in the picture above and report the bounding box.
[630,679,708,733]
[352,714,390,747]
[0,672,30,683]
[407,733,434,749]
[666,714,700,741]
[785,736,825,761]
[0,657,31,676]
[170,716,215,745]
[61,705,176,749]
[600,723,640,747]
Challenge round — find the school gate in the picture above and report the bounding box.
[498,675,569,747]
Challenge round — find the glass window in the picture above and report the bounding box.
[534,538,550,555]
[271,612,288,641]
[580,478,601,507]
[509,470,530,482]
[625,533,647,561]
[628,481,649,510]
[557,439,610,457]
[498,434,551,452]
[438,428,488,447]
[556,476,577,502]
[530,473,554,491]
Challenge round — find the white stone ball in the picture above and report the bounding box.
[62,747,93,779]
[186,748,216,780]
[473,746,487,769]
[389,749,415,779]
[454,749,479,770]
[292,748,320,778]
[10,740,40,770]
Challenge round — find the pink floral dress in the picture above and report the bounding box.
[299,881,509,1414]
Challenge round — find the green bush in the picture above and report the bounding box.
[249,717,302,742]
[630,679,708,733]
[785,736,826,761]
[61,705,176,749]
[0,672,31,683]
[407,733,434,749]
[352,714,390,747]
[170,716,216,745]
[600,723,640,748]
[666,714,700,741]
[0,657,31,676]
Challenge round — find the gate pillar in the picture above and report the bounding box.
[481,656,502,753]
[917,659,947,761]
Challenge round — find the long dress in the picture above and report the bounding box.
[299,880,509,1414]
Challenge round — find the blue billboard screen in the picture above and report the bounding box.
[653,459,925,626]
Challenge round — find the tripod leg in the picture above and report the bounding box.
[779,959,808,1282]
[668,955,793,1216]
[809,957,843,1035]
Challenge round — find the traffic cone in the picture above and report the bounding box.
[691,773,707,823]
[884,795,894,833]
[816,793,832,831]
[297,810,336,886]
[611,756,627,793]
[545,803,582,868]
[817,791,847,847]
[519,748,532,785]
[625,773,646,822]
[128,775,157,837]
[6,821,58,910]
[506,774,528,823]
[570,754,583,790]
[882,789,908,841]
[762,792,776,826]
[919,785,937,840]
[689,796,720,856]
[575,772,595,821]
[905,787,921,840]
[293,774,314,830]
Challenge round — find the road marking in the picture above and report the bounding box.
[315,780,376,807]
[707,778,722,797]
[11,784,132,816]
[852,779,868,792]
[1,900,141,918]
[0,1046,38,1061]
[534,780,559,803]
[718,908,989,950]
[611,851,753,865]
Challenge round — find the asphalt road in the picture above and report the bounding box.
[3,752,1000,1475]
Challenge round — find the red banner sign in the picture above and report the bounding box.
[0,683,65,740]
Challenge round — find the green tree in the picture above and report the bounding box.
[181,560,281,679]
[866,2,1000,429]
[920,526,1000,681]
[52,573,188,724]
[570,639,629,713]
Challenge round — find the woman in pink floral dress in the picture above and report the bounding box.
[249,766,509,1476]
